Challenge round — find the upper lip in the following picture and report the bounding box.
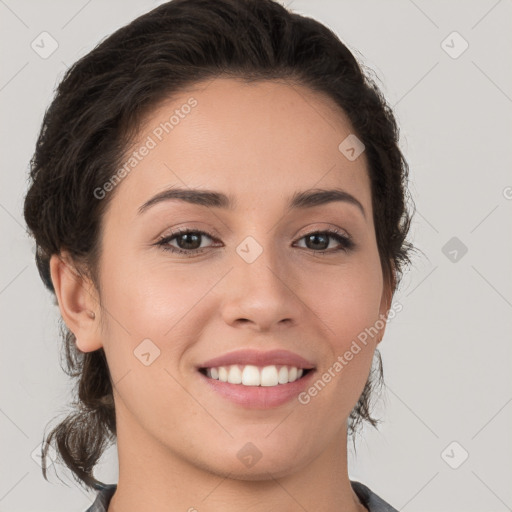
[198,349,316,370]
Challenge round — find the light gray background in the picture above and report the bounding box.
[1,1,511,511]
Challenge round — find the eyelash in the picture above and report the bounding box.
[155,227,355,256]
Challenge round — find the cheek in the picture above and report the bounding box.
[298,271,382,415]
[98,255,209,435]
[305,258,384,342]
[100,247,202,338]
[301,254,384,396]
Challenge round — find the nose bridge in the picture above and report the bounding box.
[219,230,303,330]
[235,231,290,296]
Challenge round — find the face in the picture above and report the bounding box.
[90,78,390,479]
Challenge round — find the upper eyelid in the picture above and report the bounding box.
[161,222,352,239]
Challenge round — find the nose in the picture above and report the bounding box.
[219,243,306,332]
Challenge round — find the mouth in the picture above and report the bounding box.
[196,349,316,409]
[198,364,314,386]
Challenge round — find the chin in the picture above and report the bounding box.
[195,445,307,482]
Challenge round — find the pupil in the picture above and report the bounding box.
[180,233,200,250]
[308,233,328,250]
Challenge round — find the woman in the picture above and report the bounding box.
[23,0,413,510]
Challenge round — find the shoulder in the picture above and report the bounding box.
[350,480,398,512]
[84,483,117,512]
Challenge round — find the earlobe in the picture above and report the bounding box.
[49,252,103,352]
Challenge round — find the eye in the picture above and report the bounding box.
[294,229,354,254]
[154,227,354,257]
[156,228,218,255]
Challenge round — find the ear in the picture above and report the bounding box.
[49,251,103,353]
[377,262,396,345]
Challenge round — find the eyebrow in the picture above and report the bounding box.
[137,187,366,218]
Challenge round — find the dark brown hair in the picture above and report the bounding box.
[24,0,413,491]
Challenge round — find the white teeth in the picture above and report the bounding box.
[218,366,228,382]
[278,366,289,384]
[242,365,260,386]
[204,364,307,386]
[261,365,279,386]
[228,365,242,384]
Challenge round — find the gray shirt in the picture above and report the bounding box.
[85,481,398,511]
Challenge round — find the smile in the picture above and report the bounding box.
[199,364,311,386]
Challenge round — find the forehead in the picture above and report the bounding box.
[107,78,372,220]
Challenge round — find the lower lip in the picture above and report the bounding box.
[198,370,316,409]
